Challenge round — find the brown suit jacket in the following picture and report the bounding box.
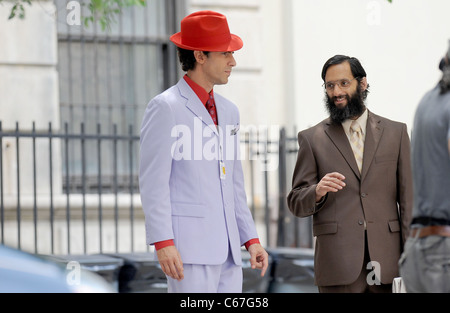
[287,110,413,287]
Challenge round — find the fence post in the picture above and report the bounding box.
[48,122,55,254]
[277,127,287,247]
[128,124,135,252]
[32,122,38,253]
[64,122,71,254]
[0,121,3,245]
[15,122,21,250]
[97,123,103,253]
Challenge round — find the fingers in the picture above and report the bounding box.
[157,246,184,281]
[249,244,269,277]
[316,172,346,199]
[327,172,346,181]
[164,257,184,281]
[251,253,269,277]
[258,254,269,277]
[250,255,259,270]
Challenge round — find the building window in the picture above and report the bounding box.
[54,0,182,192]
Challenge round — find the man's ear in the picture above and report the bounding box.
[360,77,368,91]
[193,51,206,64]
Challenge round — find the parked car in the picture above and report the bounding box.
[0,244,115,293]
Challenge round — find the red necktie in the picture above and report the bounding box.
[205,93,218,126]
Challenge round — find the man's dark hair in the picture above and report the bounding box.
[321,55,370,100]
[177,48,210,72]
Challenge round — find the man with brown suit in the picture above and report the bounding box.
[287,55,413,293]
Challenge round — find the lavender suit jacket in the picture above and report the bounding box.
[139,78,258,266]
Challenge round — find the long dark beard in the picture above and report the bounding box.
[324,85,366,124]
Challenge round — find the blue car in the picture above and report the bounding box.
[0,244,115,293]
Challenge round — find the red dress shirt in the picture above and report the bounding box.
[184,74,218,125]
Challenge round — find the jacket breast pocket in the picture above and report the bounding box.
[313,222,338,237]
[374,154,397,165]
[171,202,206,218]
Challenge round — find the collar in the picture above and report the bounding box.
[342,108,369,138]
[183,74,213,105]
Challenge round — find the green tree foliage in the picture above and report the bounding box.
[83,0,146,30]
[1,0,146,30]
[2,0,392,30]
[4,0,31,19]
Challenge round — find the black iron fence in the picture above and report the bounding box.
[0,121,313,255]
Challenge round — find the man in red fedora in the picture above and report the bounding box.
[139,10,268,293]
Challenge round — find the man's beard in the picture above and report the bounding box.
[324,85,366,124]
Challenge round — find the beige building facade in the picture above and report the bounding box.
[1,0,449,254]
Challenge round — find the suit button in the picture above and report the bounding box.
[358,220,364,225]
[361,193,367,198]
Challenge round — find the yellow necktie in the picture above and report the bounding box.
[350,120,364,172]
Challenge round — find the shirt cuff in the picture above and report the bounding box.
[154,239,175,251]
[244,238,260,250]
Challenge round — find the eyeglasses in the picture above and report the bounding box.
[323,77,359,91]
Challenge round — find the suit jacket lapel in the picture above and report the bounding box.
[177,79,219,137]
[361,111,383,180]
[324,119,361,178]
[215,97,227,135]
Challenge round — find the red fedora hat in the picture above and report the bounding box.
[170,10,243,52]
